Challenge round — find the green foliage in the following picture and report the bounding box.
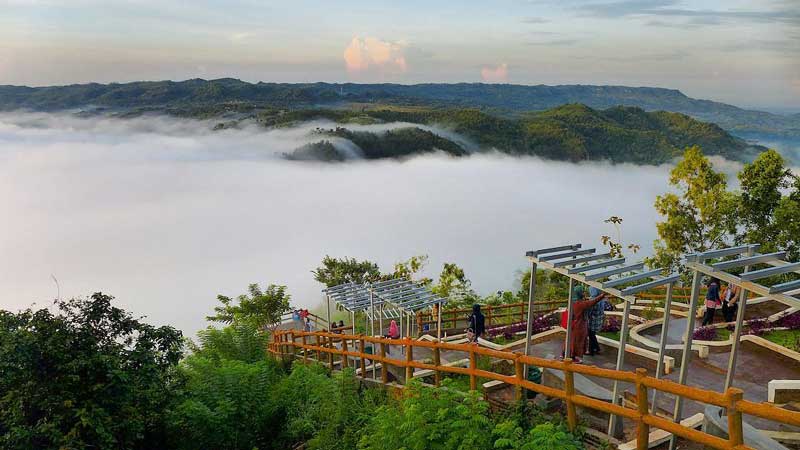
[736,150,800,259]
[0,293,183,450]
[207,283,291,332]
[189,322,269,363]
[313,255,383,288]
[434,263,479,308]
[358,382,494,450]
[279,365,385,450]
[392,254,432,284]
[167,357,285,450]
[648,146,735,275]
[493,422,582,450]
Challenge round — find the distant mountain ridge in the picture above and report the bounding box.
[0,78,798,139]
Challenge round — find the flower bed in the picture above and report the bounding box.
[485,313,558,342]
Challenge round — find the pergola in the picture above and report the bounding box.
[672,244,800,449]
[323,278,447,341]
[525,243,679,435]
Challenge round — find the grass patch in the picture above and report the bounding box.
[762,329,800,352]
[599,331,620,342]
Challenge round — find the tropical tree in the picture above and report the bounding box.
[392,254,432,284]
[736,149,799,258]
[312,255,382,288]
[207,283,291,333]
[648,146,735,274]
[0,293,183,450]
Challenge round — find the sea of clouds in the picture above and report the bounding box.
[0,112,789,336]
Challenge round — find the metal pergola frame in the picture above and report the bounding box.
[323,278,448,344]
[669,244,800,449]
[526,243,679,436]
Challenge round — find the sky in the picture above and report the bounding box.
[0,1,798,107]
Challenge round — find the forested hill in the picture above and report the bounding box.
[277,104,762,164]
[1,78,798,139]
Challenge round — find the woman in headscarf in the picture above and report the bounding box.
[467,304,485,343]
[567,284,605,363]
[385,320,400,339]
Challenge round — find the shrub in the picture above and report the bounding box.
[358,381,494,450]
[692,326,717,341]
[167,357,285,450]
[747,318,769,336]
[494,421,582,450]
[602,316,621,333]
[777,312,800,330]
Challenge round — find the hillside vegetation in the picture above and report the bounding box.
[278,105,761,164]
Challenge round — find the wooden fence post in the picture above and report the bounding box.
[315,334,321,361]
[341,337,349,369]
[469,346,477,391]
[635,368,650,450]
[433,346,441,387]
[328,335,334,368]
[563,359,578,432]
[726,388,745,448]
[302,334,308,364]
[514,357,524,401]
[380,340,388,384]
[289,331,295,358]
[360,337,367,378]
[405,339,413,383]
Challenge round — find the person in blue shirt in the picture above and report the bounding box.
[587,287,612,356]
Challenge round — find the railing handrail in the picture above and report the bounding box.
[269,329,800,450]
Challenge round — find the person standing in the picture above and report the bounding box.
[702,277,721,326]
[467,304,485,343]
[721,283,740,323]
[568,287,604,363]
[587,287,611,356]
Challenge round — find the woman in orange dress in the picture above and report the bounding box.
[568,287,605,363]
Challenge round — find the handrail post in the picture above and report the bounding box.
[380,340,388,384]
[514,356,524,401]
[359,336,366,378]
[315,334,321,361]
[726,388,744,448]
[302,334,308,364]
[289,331,295,358]
[328,335,334,368]
[405,338,413,384]
[636,368,650,450]
[342,337,349,369]
[433,345,441,387]
[563,359,578,432]
[469,345,477,391]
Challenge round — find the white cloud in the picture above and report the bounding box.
[481,63,508,83]
[343,36,408,75]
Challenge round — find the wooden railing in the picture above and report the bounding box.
[269,329,800,450]
[417,300,567,331]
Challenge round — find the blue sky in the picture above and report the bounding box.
[1,0,798,109]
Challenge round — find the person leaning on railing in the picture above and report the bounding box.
[467,304,485,343]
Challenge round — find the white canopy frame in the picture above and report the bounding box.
[669,244,800,450]
[526,243,679,436]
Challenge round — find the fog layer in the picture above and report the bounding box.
[0,113,722,335]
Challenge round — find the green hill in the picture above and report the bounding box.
[272,105,761,163]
